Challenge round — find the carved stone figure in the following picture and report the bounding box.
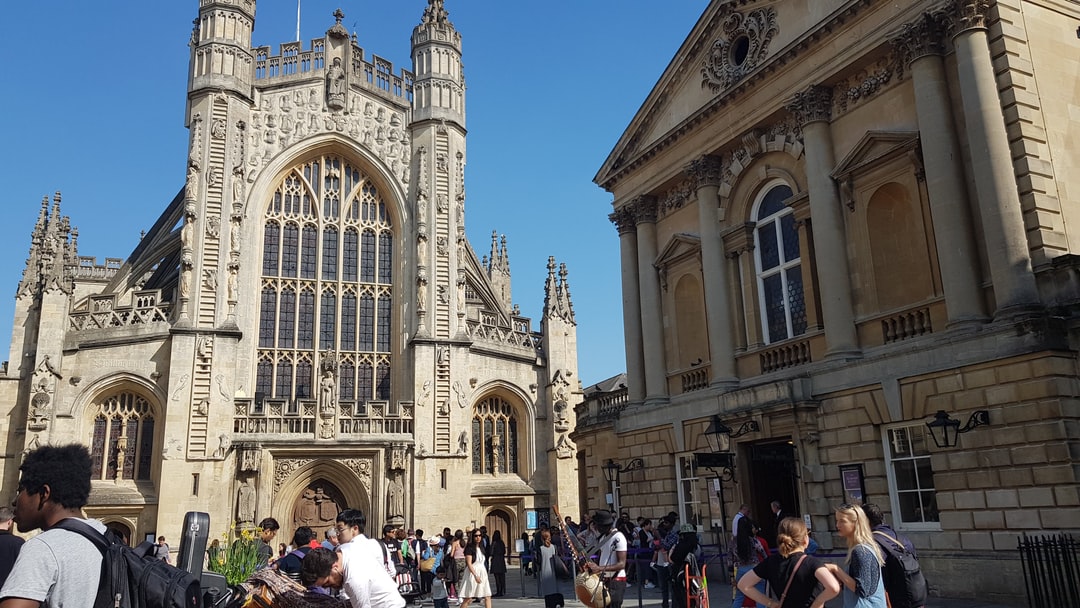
[490,433,501,474]
[314,487,337,522]
[214,433,231,459]
[295,488,318,525]
[417,379,432,406]
[326,58,346,110]
[453,381,467,409]
[237,478,256,524]
[232,167,245,203]
[185,165,199,201]
[319,369,336,415]
[386,474,404,517]
[457,429,469,455]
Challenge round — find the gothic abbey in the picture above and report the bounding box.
[0,0,580,542]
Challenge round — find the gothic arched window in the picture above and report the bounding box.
[89,391,154,481]
[753,182,806,344]
[258,155,394,404]
[472,397,519,475]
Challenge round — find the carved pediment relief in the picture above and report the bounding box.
[655,233,702,271]
[701,7,778,94]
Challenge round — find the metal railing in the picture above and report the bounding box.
[1020,533,1080,608]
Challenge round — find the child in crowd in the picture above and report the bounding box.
[431,565,450,608]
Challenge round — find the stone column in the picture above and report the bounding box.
[631,196,670,406]
[787,86,860,358]
[723,224,762,350]
[789,194,823,332]
[946,0,1040,316]
[893,14,987,328]
[687,156,738,389]
[610,208,646,403]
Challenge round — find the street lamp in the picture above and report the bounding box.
[925,410,990,448]
[602,458,644,516]
[696,415,760,542]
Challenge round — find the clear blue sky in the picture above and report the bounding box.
[0,1,707,386]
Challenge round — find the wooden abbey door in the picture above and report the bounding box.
[484,509,511,546]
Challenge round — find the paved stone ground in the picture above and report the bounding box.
[419,564,1022,608]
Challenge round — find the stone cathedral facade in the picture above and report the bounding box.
[0,0,580,545]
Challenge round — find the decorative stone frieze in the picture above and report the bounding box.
[659,178,695,217]
[831,56,903,117]
[788,85,833,126]
[701,7,779,93]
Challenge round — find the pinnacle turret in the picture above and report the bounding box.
[543,257,575,325]
[18,192,76,297]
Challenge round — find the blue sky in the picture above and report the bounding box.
[0,1,708,386]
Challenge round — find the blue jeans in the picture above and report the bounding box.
[732,564,765,608]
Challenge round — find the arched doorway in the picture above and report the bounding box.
[484,508,511,547]
[105,521,133,546]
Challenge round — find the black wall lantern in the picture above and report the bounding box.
[703,415,760,454]
[925,409,990,448]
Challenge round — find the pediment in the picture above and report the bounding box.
[831,131,920,180]
[596,0,784,189]
[655,233,701,269]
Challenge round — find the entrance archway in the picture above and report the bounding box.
[105,521,133,546]
[484,508,511,545]
[273,458,372,540]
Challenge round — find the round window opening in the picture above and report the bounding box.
[730,35,750,67]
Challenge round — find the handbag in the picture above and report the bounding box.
[419,552,436,572]
[777,554,809,607]
[552,554,571,579]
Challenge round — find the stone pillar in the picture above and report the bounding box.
[687,156,738,389]
[893,14,987,328]
[723,224,762,350]
[787,86,860,358]
[789,194,823,332]
[630,196,670,406]
[610,208,646,403]
[947,0,1040,316]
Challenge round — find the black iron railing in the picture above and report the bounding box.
[1020,533,1080,608]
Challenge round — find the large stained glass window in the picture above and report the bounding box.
[90,392,154,481]
[257,155,394,404]
[472,397,519,475]
[753,182,806,344]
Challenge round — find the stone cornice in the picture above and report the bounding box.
[788,85,834,125]
[597,0,879,192]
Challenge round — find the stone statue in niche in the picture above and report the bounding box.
[490,433,501,474]
[386,473,404,517]
[457,429,469,455]
[326,58,346,111]
[237,478,256,524]
[319,368,336,416]
[185,165,199,201]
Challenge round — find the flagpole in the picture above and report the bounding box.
[296,0,301,42]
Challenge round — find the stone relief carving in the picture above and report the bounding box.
[274,458,312,492]
[170,374,190,401]
[701,7,779,93]
[555,433,576,459]
[417,379,432,406]
[831,54,904,118]
[238,442,261,472]
[214,432,231,459]
[326,57,347,111]
[341,458,372,494]
[457,429,469,455]
[452,381,468,409]
[237,477,256,524]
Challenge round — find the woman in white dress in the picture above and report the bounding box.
[459,529,493,608]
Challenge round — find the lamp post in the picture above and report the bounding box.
[925,409,990,448]
[602,458,644,516]
[695,415,760,539]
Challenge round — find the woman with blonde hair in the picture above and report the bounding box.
[736,517,840,608]
[826,504,887,608]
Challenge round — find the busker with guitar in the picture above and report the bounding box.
[583,510,629,608]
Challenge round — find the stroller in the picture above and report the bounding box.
[681,560,709,608]
[395,562,423,605]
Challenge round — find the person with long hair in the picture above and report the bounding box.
[826,505,887,608]
[729,518,767,608]
[450,529,466,600]
[458,530,492,608]
[535,529,560,602]
[736,517,840,608]
[488,530,507,597]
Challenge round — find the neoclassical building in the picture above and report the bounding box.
[0,0,580,547]
[577,0,1079,603]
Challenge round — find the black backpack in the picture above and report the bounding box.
[52,519,201,608]
[873,531,928,608]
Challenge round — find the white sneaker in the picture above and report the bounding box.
[644,582,656,589]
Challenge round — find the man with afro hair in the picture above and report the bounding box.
[0,443,105,608]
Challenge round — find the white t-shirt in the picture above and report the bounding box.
[0,518,106,608]
[732,512,744,539]
[340,539,405,608]
[597,530,628,579]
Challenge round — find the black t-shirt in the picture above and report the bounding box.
[752,552,825,608]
